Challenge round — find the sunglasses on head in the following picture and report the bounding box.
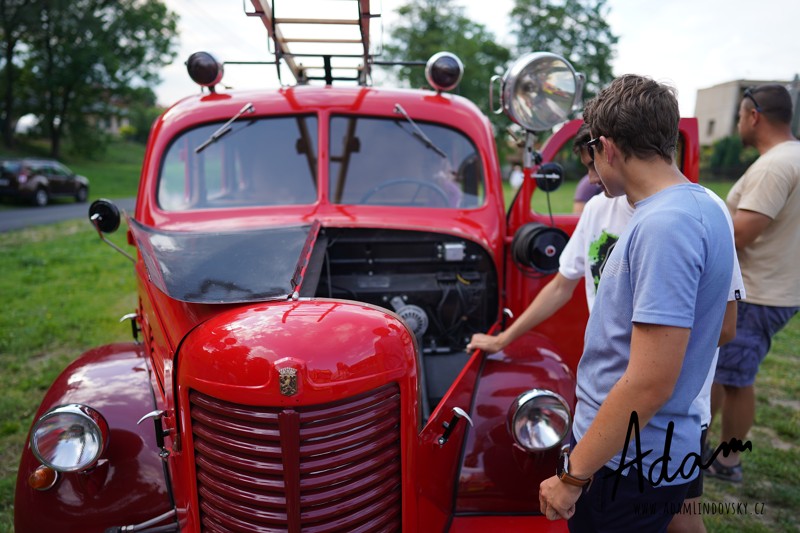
[743,88,763,113]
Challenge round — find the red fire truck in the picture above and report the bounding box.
[14,1,699,531]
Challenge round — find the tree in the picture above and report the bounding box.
[124,85,163,144]
[23,0,178,157]
[384,0,511,118]
[0,0,39,147]
[510,0,618,99]
[706,134,759,180]
[384,0,513,162]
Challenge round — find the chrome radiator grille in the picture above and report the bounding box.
[189,384,402,532]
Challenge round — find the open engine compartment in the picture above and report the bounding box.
[306,227,499,407]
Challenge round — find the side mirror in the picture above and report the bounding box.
[533,162,564,192]
[88,199,134,263]
[88,199,121,234]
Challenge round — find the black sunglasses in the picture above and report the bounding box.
[586,137,601,162]
[743,88,763,113]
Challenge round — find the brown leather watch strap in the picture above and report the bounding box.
[557,447,593,488]
[558,470,592,487]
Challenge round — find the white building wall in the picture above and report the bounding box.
[695,79,794,146]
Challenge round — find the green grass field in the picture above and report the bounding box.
[0,144,796,531]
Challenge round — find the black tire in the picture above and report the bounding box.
[75,186,88,203]
[33,188,48,207]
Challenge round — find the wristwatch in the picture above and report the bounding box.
[557,447,593,488]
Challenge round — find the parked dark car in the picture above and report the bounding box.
[0,158,89,206]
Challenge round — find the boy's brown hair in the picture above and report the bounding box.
[583,74,679,164]
[572,122,592,155]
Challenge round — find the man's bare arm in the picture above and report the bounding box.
[467,273,580,354]
[560,322,690,479]
[538,322,690,518]
[732,208,772,249]
[718,300,738,346]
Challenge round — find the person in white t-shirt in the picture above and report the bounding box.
[467,123,630,353]
[467,122,744,533]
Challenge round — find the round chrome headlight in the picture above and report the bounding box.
[31,404,109,472]
[508,389,571,451]
[500,52,581,132]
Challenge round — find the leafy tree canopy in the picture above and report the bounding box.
[383,0,511,117]
[510,0,618,98]
[3,0,178,156]
[384,0,618,163]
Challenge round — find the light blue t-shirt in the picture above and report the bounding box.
[573,183,733,486]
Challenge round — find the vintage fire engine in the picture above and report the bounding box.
[15,1,700,531]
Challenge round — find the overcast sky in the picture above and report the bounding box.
[157,0,800,116]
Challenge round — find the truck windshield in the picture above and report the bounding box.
[329,115,485,208]
[128,219,317,304]
[158,115,318,211]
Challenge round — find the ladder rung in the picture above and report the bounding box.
[275,18,359,25]
[306,74,361,82]
[283,52,366,58]
[280,38,363,44]
[300,65,363,71]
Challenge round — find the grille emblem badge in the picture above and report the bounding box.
[279,367,298,396]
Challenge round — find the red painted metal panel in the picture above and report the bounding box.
[171,300,418,531]
[456,335,575,513]
[14,344,172,533]
[189,385,402,531]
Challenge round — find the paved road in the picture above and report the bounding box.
[0,197,136,233]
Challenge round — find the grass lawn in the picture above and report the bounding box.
[0,219,136,532]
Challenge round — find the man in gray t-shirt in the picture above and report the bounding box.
[538,75,734,532]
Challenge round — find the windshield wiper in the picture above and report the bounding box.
[393,103,447,159]
[195,102,255,154]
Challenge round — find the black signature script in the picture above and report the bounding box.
[605,411,751,499]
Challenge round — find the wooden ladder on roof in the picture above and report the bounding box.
[248,0,378,85]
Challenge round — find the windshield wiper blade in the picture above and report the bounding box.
[195,102,255,154]
[393,103,447,159]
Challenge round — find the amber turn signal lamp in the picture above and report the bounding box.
[28,465,58,491]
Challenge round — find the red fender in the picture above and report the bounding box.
[15,343,173,533]
[456,332,576,516]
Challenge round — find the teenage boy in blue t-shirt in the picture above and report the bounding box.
[538,74,734,532]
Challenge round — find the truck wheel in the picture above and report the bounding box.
[33,188,48,207]
[75,186,88,203]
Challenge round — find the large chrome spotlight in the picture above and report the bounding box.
[499,52,582,132]
[508,389,571,451]
[31,404,109,472]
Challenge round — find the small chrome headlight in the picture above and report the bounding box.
[500,52,581,132]
[508,389,571,451]
[31,404,109,472]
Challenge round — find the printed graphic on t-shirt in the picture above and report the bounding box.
[588,230,620,293]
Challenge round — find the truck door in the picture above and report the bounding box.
[504,118,700,374]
